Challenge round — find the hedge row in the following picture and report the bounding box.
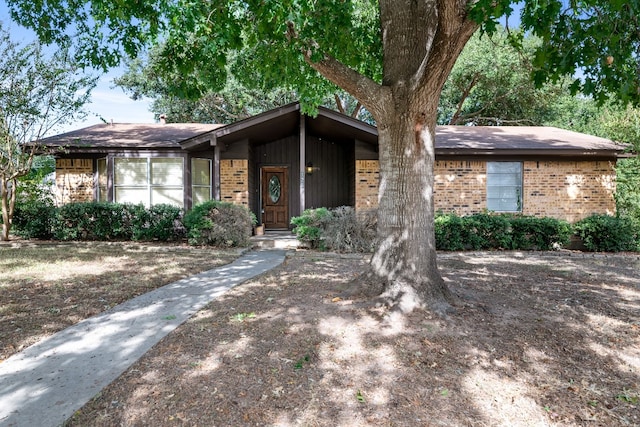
[14,200,639,252]
[291,208,640,253]
[433,212,574,251]
[11,200,256,247]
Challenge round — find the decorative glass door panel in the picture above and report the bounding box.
[261,167,288,229]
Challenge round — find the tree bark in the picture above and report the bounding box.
[1,177,11,241]
[370,99,452,313]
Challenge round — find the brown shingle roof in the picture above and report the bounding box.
[37,113,624,159]
[435,126,622,152]
[38,123,223,150]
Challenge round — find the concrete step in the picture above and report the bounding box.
[251,231,301,250]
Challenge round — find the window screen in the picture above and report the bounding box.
[113,157,184,207]
[191,158,212,205]
[486,162,523,212]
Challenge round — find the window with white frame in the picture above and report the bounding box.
[113,157,184,207]
[191,158,212,205]
[486,162,523,212]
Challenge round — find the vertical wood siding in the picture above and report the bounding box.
[304,136,353,209]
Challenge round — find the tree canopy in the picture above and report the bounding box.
[0,23,96,240]
[113,45,370,124]
[438,29,569,126]
[114,49,298,123]
[9,1,640,110]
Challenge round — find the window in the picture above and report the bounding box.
[113,157,184,207]
[191,158,212,205]
[97,158,107,202]
[486,162,523,212]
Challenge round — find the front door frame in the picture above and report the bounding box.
[261,166,289,229]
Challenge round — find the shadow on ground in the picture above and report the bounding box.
[67,251,640,426]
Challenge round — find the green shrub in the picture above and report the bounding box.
[322,206,377,253]
[53,202,133,241]
[435,212,572,251]
[12,198,57,239]
[573,214,639,252]
[10,159,57,239]
[464,213,512,250]
[131,204,185,241]
[435,212,467,250]
[183,200,255,247]
[509,215,572,250]
[290,207,332,249]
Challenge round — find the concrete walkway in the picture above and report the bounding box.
[0,249,287,427]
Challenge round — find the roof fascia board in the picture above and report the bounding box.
[435,148,622,158]
[180,133,215,150]
[213,102,301,139]
[316,106,378,136]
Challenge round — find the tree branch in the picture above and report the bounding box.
[461,116,537,125]
[334,94,346,114]
[412,1,478,105]
[303,51,389,120]
[351,101,362,118]
[449,73,479,125]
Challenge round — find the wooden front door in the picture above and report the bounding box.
[261,167,289,229]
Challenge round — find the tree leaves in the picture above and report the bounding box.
[522,0,640,105]
[0,23,96,239]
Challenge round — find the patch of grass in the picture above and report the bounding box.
[616,388,639,404]
[294,354,311,370]
[230,312,256,322]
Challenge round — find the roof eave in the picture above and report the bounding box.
[316,106,378,136]
[180,134,216,150]
[435,148,623,159]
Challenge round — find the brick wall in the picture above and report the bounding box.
[523,160,616,222]
[55,159,94,205]
[434,160,486,215]
[355,160,379,211]
[353,159,616,222]
[220,159,249,206]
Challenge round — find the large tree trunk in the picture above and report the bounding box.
[368,95,452,313]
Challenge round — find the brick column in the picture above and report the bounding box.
[55,159,94,205]
[220,159,249,206]
[355,160,379,211]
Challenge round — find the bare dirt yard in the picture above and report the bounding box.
[59,249,640,427]
[0,241,239,362]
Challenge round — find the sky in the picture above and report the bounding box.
[0,2,155,135]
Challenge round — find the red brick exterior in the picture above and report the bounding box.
[522,160,616,222]
[353,159,616,222]
[355,160,380,212]
[54,156,617,223]
[220,159,249,206]
[55,159,94,205]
